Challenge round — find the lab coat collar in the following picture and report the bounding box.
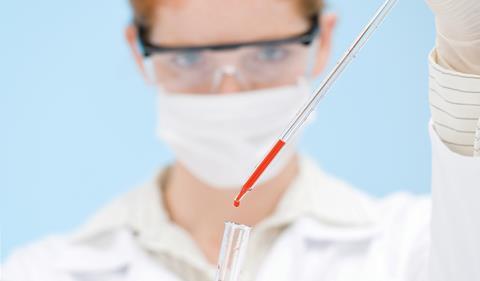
[71,156,377,236]
[70,167,215,274]
[255,156,378,232]
[67,156,378,273]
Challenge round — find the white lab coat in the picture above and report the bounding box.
[2,123,479,281]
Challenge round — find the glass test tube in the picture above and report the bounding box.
[215,221,251,281]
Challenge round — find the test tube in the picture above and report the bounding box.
[215,221,251,281]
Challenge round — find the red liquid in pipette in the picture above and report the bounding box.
[233,139,286,207]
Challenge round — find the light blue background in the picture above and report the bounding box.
[1,0,435,260]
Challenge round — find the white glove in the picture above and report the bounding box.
[426,0,480,74]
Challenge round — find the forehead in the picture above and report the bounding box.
[150,0,309,46]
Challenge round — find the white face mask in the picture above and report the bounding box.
[156,80,312,189]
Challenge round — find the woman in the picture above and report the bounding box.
[3,0,480,280]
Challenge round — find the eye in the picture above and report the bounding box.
[171,51,204,68]
[255,46,289,62]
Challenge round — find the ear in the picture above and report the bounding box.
[125,25,149,81]
[312,13,337,76]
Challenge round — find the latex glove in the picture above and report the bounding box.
[426,0,480,74]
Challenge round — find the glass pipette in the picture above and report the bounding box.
[233,0,399,207]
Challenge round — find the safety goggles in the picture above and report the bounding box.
[137,15,320,93]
